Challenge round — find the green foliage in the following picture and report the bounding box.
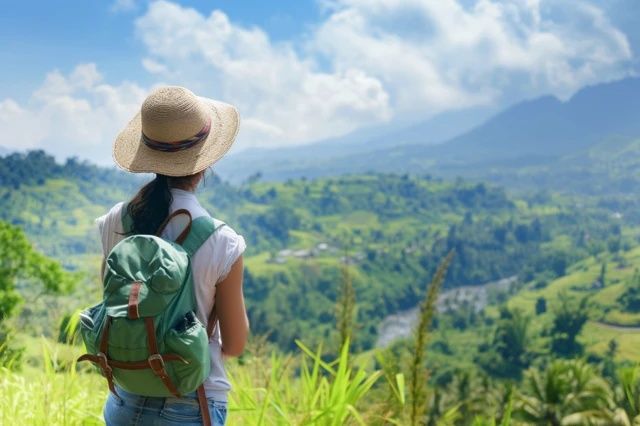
[0,339,106,425]
[0,151,628,353]
[617,365,640,424]
[476,307,533,379]
[515,359,616,425]
[0,220,75,366]
[535,297,547,315]
[550,293,589,357]
[619,270,640,313]
[0,150,134,191]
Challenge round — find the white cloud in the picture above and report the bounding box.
[314,0,633,113]
[111,0,138,13]
[141,58,168,74]
[134,0,632,148]
[134,1,391,148]
[0,0,634,162]
[0,64,146,164]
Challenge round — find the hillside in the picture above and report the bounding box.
[433,77,640,164]
[6,150,640,426]
[2,150,632,352]
[213,77,640,194]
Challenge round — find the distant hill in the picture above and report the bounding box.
[430,77,640,164]
[215,106,493,183]
[215,77,640,192]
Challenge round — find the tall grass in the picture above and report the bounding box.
[409,250,455,425]
[226,338,382,425]
[0,339,106,426]
[336,250,356,351]
[0,336,384,425]
[0,252,455,425]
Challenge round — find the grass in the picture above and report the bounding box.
[501,247,640,361]
[1,336,386,426]
[580,321,640,361]
[0,339,106,426]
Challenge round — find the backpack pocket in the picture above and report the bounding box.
[78,303,105,355]
[165,312,211,394]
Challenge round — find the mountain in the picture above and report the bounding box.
[215,106,493,183]
[430,77,640,164]
[215,77,640,188]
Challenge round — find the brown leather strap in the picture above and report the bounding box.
[156,209,193,245]
[144,317,181,397]
[96,352,120,399]
[197,384,212,426]
[78,353,188,370]
[93,317,120,399]
[99,316,112,353]
[127,282,142,319]
[145,317,159,354]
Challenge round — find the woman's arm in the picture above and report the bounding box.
[215,256,249,357]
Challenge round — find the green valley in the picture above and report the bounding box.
[3,150,640,424]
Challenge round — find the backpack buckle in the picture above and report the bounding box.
[97,352,113,376]
[148,354,166,376]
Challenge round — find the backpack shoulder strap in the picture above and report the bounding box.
[182,215,226,256]
[121,203,224,254]
[121,202,133,235]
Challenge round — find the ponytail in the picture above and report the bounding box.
[127,174,173,235]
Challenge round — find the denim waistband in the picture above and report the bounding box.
[113,385,223,402]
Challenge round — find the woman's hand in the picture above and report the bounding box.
[215,256,249,357]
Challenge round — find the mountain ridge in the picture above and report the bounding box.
[214,77,640,186]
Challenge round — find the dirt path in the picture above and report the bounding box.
[594,321,640,332]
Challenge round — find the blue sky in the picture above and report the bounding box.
[0,1,322,101]
[0,0,638,164]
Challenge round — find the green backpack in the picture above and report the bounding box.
[78,206,224,423]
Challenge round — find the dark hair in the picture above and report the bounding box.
[127,172,202,235]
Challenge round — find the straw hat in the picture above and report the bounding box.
[113,86,240,177]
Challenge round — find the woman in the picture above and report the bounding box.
[96,86,249,425]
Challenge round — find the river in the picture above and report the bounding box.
[375,276,518,348]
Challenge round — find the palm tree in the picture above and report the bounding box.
[516,359,617,425]
[613,365,640,425]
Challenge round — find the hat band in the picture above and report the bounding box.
[142,119,211,152]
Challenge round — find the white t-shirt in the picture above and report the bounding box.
[95,188,246,401]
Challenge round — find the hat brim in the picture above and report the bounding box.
[113,98,240,177]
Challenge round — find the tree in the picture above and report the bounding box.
[550,294,588,357]
[619,270,640,313]
[599,262,607,287]
[535,297,547,315]
[515,360,615,425]
[616,365,640,425]
[608,237,621,254]
[477,307,533,379]
[0,221,73,366]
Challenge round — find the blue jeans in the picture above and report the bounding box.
[104,386,227,425]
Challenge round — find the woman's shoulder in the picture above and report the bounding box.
[212,221,243,243]
[96,202,126,233]
[96,202,127,256]
[200,220,246,281]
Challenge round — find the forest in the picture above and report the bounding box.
[2,150,640,425]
